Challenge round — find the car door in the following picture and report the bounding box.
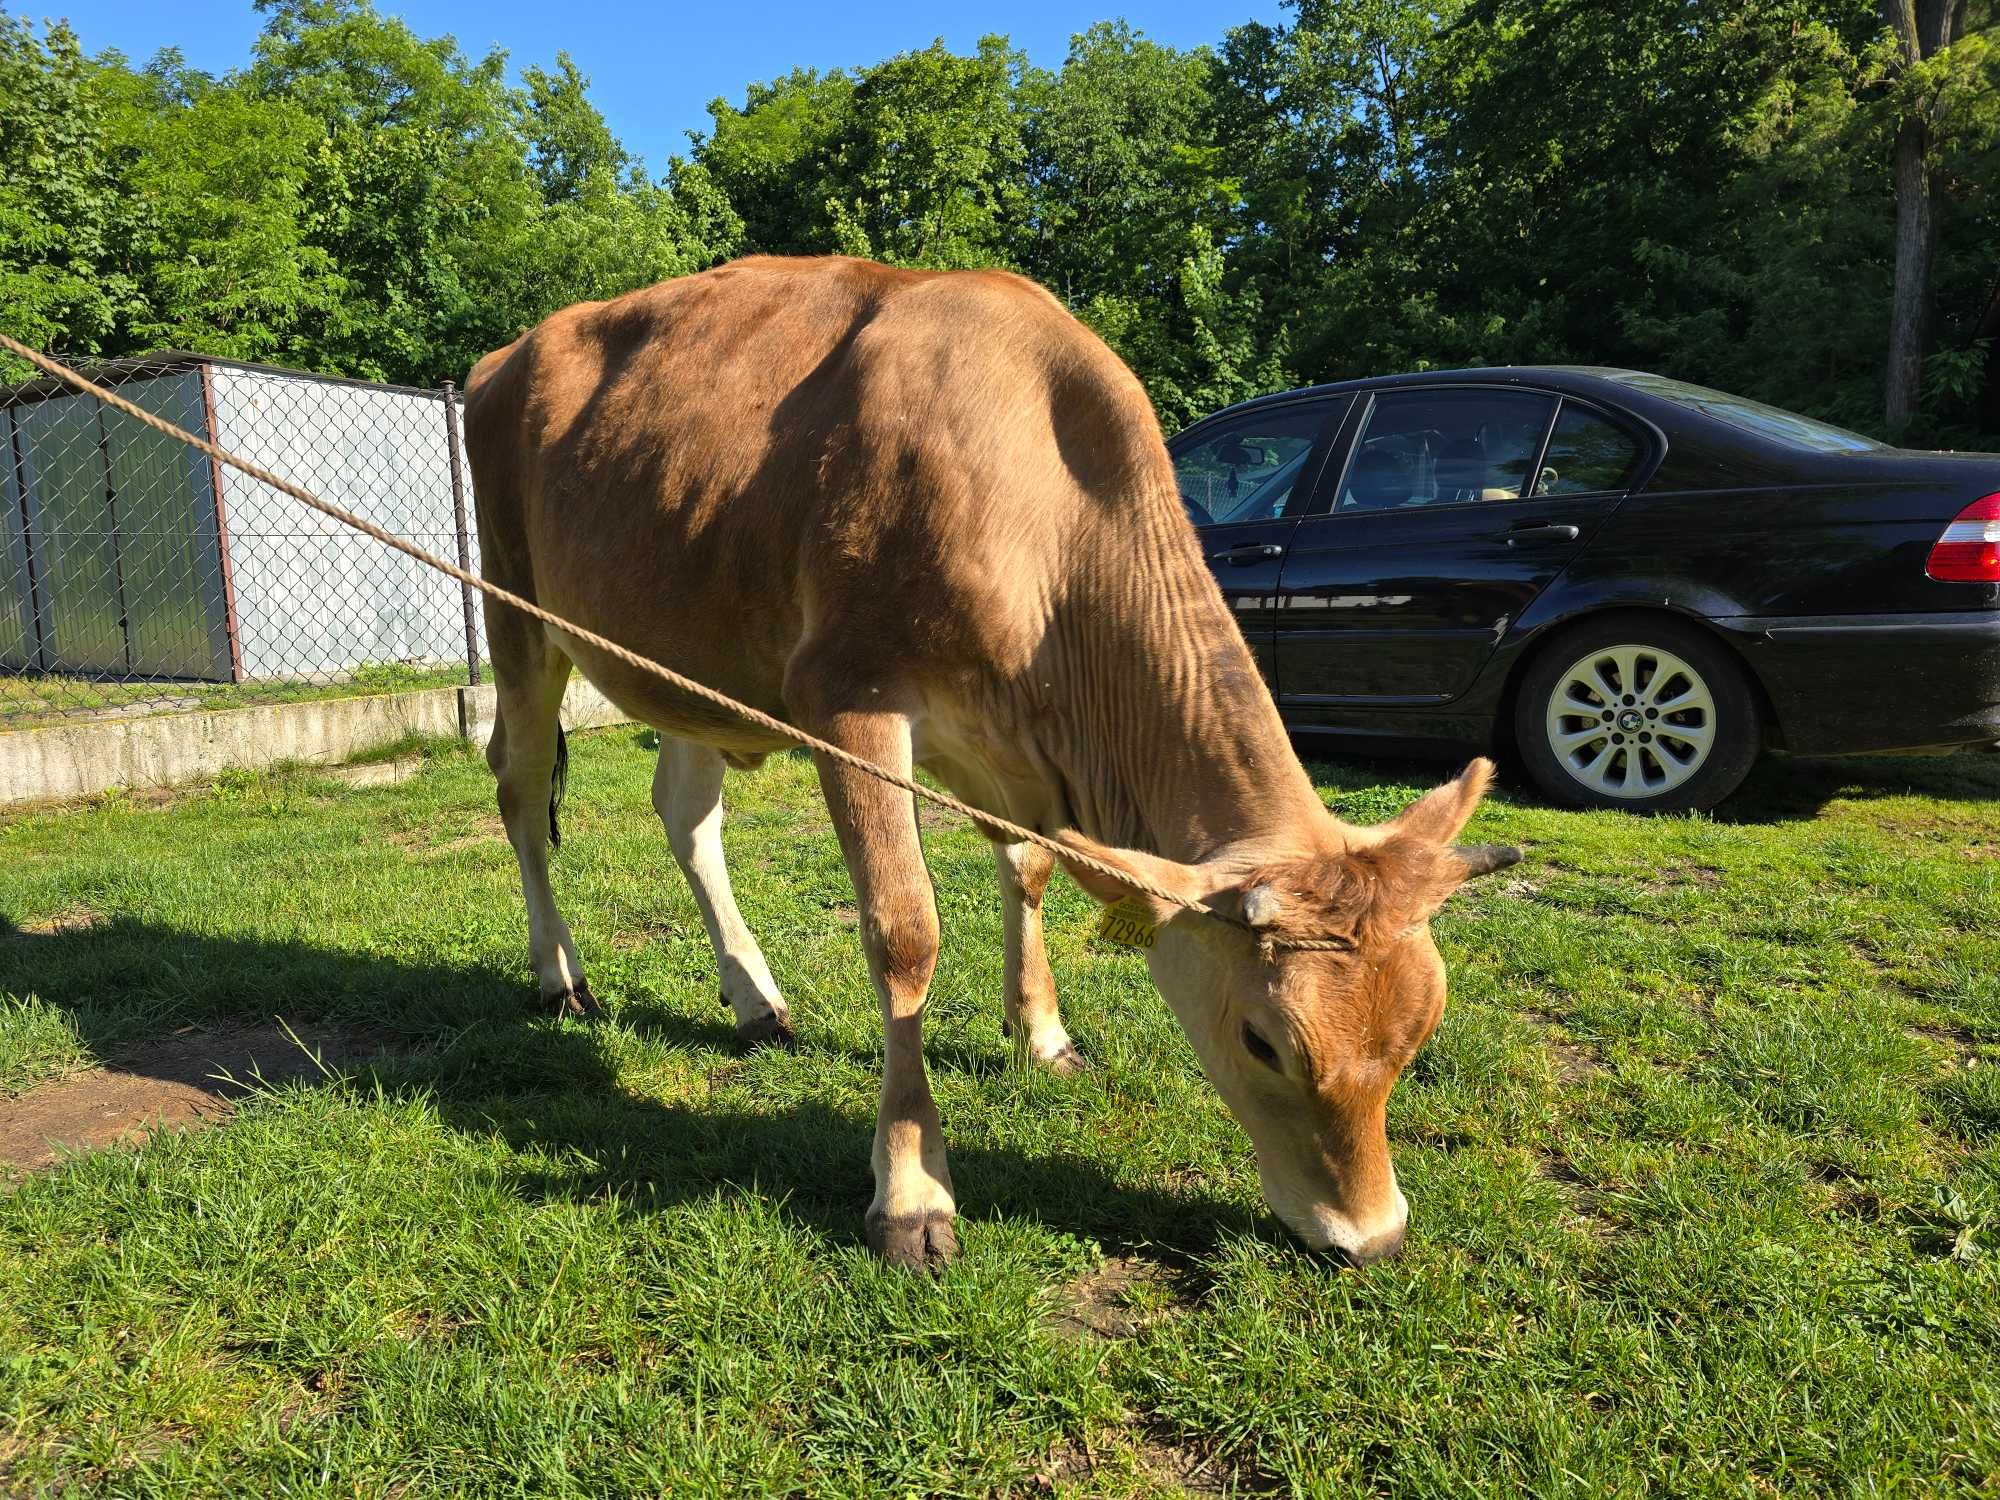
[1170,395,1352,680]
[1274,388,1646,712]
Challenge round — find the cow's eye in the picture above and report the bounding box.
[1241,1023,1282,1072]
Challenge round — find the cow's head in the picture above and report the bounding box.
[1059,759,1515,1264]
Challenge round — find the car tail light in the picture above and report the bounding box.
[1927,493,2000,582]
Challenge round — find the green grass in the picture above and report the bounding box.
[0,661,471,730]
[0,732,1996,1495]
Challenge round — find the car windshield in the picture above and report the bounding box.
[1603,373,1887,453]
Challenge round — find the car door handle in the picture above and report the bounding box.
[1211,542,1285,565]
[1506,523,1581,546]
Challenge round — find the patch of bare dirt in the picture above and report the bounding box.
[389,814,504,856]
[1051,1256,1176,1341]
[1133,1433,1269,1497]
[607,916,683,952]
[4,906,103,939]
[1635,865,1726,894]
[1519,1007,1607,1083]
[0,1021,392,1175]
[1807,1165,1884,1221]
[1534,1149,1621,1238]
[1034,1430,1278,1495]
[1907,1021,1984,1071]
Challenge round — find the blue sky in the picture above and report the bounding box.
[58,0,1285,174]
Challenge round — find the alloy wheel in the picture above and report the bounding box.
[1543,644,1717,799]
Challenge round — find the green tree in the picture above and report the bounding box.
[519,51,631,202]
[1018,23,1287,424]
[1877,0,1998,428]
[696,68,857,257]
[2,0,1994,445]
[244,0,540,382]
[94,50,345,364]
[0,15,132,374]
[1019,24,1227,304]
[826,37,1025,268]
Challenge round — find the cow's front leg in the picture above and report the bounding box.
[808,707,956,1270]
[995,841,1082,1073]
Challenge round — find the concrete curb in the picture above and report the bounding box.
[0,679,630,808]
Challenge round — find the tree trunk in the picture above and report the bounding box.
[1879,0,1968,431]
[1977,276,2000,431]
[1884,115,1936,430]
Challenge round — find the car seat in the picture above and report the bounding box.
[1343,447,1408,510]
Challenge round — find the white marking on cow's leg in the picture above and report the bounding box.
[652,737,791,1047]
[995,841,1081,1073]
[486,642,594,1018]
[807,708,956,1270]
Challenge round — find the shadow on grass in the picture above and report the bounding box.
[0,915,1254,1261]
[613,999,1019,1081]
[1292,736,2000,825]
[1716,750,2000,823]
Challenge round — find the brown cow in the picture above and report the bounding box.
[463,256,1517,1269]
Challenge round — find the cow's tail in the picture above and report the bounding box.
[549,724,569,851]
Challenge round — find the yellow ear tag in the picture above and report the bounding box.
[1096,895,1159,950]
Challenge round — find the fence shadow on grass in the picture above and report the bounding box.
[0,915,1255,1262]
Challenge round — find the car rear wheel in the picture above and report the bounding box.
[1515,617,1761,813]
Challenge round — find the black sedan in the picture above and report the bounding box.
[1173,367,2000,811]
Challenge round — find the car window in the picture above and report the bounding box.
[1339,390,1556,512]
[1532,404,1643,495]
[1173,404,1331,527]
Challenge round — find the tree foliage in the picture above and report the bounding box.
[0,0,1994,441]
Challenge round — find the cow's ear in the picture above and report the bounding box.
[1381,758,1496,846]
[1053,831,1205,923]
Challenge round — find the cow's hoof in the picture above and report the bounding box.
[1040,1043,1087,1076]
[867,1209,959,1271]
[734,1009,796,1051]
[1002,1022,1085,1075]
[544,982,604,1022]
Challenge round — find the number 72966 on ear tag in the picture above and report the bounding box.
[1096,895,1159,950]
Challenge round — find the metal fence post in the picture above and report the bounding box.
[440,380,480,686]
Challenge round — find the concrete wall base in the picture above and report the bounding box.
[0,679,632,808]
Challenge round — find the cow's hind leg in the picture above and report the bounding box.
[653,737,793,1048]
[995,841,1082,1073]
[487,627,599,1020]
[802,703,955,1269]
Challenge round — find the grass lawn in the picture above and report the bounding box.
[0,730,1995,1495]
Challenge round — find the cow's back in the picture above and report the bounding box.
[464,255,1186,751]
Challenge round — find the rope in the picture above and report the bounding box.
[0,331,1349,953]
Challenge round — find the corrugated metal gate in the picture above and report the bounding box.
[1,354,484,720]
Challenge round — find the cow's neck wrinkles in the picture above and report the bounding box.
[1045,507,1329,865]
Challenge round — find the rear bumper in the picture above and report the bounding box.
[1717,610,2000,755]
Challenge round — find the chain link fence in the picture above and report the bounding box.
[1,353,483,729]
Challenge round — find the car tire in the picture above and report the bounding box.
[1513,616,1761,813]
